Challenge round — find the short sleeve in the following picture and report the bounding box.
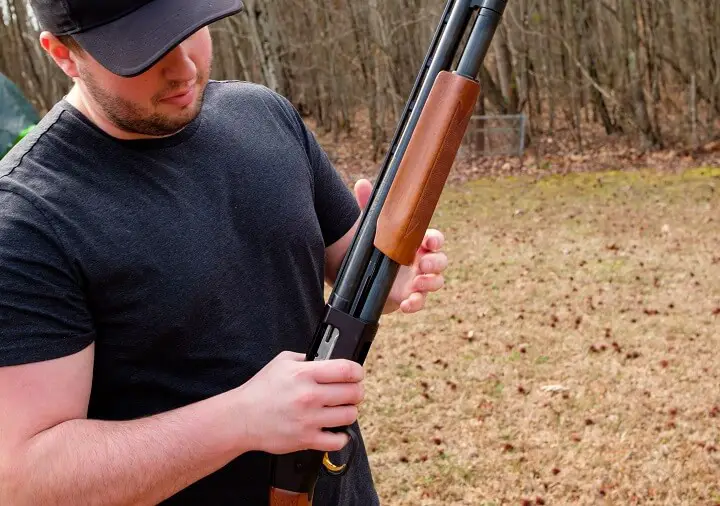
[0,190,95,366]
[264,89,361,247]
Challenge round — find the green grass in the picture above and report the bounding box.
[362,166,720,506]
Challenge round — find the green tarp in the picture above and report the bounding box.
[1,72,39,157]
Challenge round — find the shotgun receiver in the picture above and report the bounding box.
[269,1,507,504]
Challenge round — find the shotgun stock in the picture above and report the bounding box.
[269,489,310,506]
[269,1,507,504]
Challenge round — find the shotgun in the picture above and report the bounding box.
[269,1,508,504]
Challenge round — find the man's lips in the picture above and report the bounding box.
[159,81,197,105]
[166,90,190,99]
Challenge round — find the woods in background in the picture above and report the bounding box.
[2,0,718,155]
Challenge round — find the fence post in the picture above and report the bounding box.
[464,114,527,158]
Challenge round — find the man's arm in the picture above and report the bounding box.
[0,345,365,506]
[324,216,359,287]
[0,344,248,506]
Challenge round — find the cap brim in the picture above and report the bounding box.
[74,0,244,77]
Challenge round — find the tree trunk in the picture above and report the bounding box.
[493,23,518,114]
[242,0,288,97]
[623,0,662,148]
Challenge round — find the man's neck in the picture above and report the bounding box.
[65,84,176,141]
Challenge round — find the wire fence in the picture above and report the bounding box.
[460,114,527,158]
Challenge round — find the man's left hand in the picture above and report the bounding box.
[384,228,447,314]
[352,179,448,315]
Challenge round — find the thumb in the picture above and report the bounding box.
[275,351,307,362]
[354,179,373,211]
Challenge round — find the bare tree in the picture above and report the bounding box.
[2,0,717,153]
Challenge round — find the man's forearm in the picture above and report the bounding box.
[2,389,247,506]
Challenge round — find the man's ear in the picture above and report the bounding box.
[39,32,80,79]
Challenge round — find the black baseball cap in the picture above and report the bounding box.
[31,0,244,77]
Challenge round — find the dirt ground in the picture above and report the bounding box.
[358,167,720,505]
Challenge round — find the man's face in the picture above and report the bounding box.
[73,27,213,137]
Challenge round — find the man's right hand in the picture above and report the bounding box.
[0,347,365,505]
[234,351,366,455]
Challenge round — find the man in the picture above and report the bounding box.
[0,1,448,504]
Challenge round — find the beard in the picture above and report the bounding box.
[80,64,211,137]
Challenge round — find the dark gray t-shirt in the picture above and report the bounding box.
[0,80,379,505]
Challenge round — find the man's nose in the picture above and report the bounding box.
[162,43,197,82]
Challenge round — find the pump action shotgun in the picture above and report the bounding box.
[269,1,508,504]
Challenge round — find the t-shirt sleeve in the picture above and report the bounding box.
[265,89,361,247]
[0,190,95,367]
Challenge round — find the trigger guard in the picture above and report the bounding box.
[322,427,359,477]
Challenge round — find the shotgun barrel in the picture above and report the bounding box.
[269,1,508,504]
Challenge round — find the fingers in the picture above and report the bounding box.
[400,292,426,313]
[310,407,358,451]
[353,179,373,211]
[421,229,444,252]
[400,273,444,313]
[315,383,365,407]
[314,405,360,429]
[312,430,352,453]
[412,273,444,293]
[308,359,365,385]
[419,252,448,274]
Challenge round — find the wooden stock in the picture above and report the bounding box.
[269,488,311,506]
[374,71,480,265]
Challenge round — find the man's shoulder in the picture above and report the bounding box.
[208,79,284,100]
[0,102,79,208]
[0,103,67,180]
[205,79,270,95]
[205,80,287,108]
[204,80,301,129]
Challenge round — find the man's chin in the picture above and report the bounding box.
[160,89,205,124]
[143,98,204,136]
[112,111,198,138]
[163,107,200,128]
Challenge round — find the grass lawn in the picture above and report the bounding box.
[360,167,720,505]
